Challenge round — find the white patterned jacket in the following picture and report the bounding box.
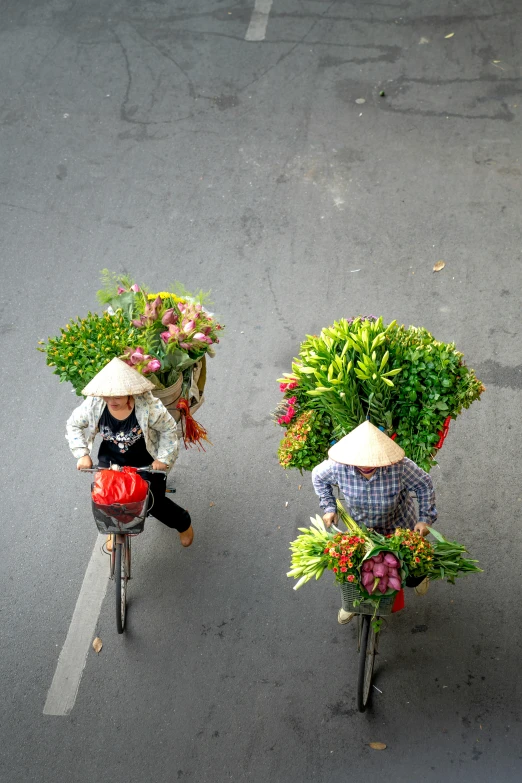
[65,392,179,470]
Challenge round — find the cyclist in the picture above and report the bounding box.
[312,420,436,624]
[66,357,194,547]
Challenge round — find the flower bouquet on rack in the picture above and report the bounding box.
[38,270,224,448]
[287,501,481,612]
[275,315,484,473]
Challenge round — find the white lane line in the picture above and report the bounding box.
[43,535,109,716]
[245,0,274,41]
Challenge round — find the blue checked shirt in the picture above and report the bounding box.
[311,457,437,535]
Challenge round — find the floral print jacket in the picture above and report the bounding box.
[66,392,179,470]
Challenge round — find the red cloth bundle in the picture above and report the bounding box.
[91,466,148,506]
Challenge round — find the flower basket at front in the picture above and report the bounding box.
[38,271,224,448]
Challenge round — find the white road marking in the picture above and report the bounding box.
[43,535,109,716]
[245,0,274,41]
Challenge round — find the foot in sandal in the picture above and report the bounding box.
[179,525,194,547]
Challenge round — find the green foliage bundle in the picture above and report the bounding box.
[276,316,484,472]
[38,312,137,396]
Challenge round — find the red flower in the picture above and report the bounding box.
[340,567,347,573]
[333,567,338,573]
[347,574,355,583]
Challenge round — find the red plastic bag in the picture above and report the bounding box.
[91,466,148,506]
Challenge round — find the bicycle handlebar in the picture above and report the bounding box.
[79,465,167,474]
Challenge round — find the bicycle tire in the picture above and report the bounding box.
[115,542,127,634]
[357,615,378,712]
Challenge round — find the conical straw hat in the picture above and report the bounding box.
[82,357,156,396]
[328,420,405,467]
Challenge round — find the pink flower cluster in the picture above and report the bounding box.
[122,346,161,375]
[160,302,216,351]
[277,396,297,426]
[280,379,298,393]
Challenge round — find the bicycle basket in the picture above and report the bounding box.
[91,492,149,535]
[340,582,395,616]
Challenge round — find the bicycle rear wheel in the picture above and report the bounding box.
[357,615,378,712]
[115,541,128,634]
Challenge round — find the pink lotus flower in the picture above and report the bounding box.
[178,303,186,313]
[144,359,161,374]
[193,332,207,342]
[131,284,140,293]
[130,348,145,365]
[183,319,196,334]
[160,331,170,343]
[179,341,191,350]
[161,308,178,326]
[117,286,126,294]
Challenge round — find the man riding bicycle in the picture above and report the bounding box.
[312,420,437,624]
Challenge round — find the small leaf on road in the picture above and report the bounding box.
[298,485,302,490]
[355,98,366,104]
[369,742,387,750]
[445,32,455,38]
[93,637,103,654]
[419,37,430,44]
[285,501,289,507]
[433,260,446,272]
[209,502,215,507]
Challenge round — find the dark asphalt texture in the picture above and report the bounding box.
[1,0,521,781]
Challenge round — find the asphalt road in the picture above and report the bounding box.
[1,0,521,781]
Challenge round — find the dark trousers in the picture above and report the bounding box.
[144,473,191,533]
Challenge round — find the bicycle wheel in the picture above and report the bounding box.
[357,615,378,712]
[115,541,128,634]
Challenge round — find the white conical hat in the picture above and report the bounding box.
[82,357,155,396]
[328,420,405,467]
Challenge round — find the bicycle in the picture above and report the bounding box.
[332,523,422,712]
[81,466,174,634]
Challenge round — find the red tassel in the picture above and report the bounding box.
[391,589,405,613]
[176,398,212,451]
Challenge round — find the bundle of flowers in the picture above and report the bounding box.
[276,316,484,472]
[287,502,481,605]
[38,270,224,396]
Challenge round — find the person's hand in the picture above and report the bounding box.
[415,522,430,537]
[77,455,92,471]
[323,512,338,528]
[151,460,168,471]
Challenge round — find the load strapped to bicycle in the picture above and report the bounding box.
[91,465,151,535]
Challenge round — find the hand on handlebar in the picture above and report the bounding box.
[151,460,168,471]
[322,512,338,528]
[77,455,93,471]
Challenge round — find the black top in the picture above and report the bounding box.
[98,406,153,468]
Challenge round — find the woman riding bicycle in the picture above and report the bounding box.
[66,357,193,547]
[312,420,437,623]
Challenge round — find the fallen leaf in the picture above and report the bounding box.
[433,260,446,272]
[355,98,366,104]
[445,32,455,38]
[419,37,430,44]
[285,501,289,507]
[492,60,501,63]
[93,637,103,654]
[369,742,387,750]
[209,502,215,507]
[298,485,302,490]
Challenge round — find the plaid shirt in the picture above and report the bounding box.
[311,457,437,534]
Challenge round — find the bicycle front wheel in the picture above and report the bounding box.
[115,541,128,634]
[357,615,378,712]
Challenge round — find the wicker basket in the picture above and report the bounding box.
[340,581,395,616]
[151,373,183,407]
